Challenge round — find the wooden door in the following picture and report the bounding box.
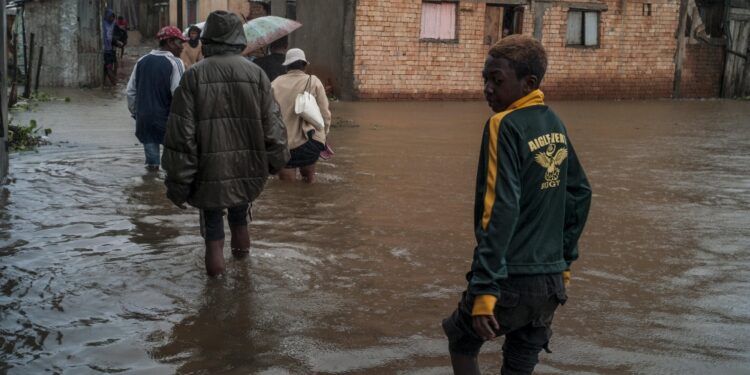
[484,5,504,46]
[722,9,750,97]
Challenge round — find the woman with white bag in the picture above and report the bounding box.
[271,48,331,183]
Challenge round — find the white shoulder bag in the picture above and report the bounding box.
[294,75,325,131]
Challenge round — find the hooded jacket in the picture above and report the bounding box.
[468,90,592,312]
[162,11,290,209]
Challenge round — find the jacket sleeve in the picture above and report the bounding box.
[562,140,592,268]
[469,122,522,300]
[162,71,198,206]
[314,76,332,135]
[261,74,290,175]
[126,62,137,116]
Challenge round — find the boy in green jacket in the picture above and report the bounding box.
[442,35,592,374]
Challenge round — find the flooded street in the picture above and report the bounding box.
[1,92,749,374]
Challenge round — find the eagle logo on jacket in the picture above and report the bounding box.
[534,144,567,189]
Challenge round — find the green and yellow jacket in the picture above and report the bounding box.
[468,90,592,315]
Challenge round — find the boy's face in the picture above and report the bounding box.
[482,56,534,113]
[189,30,199,40]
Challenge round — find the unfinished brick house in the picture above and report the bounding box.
[282,0,730,100]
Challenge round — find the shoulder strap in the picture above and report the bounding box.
[304,74,312,93]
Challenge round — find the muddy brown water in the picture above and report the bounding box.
[1,91,749,374]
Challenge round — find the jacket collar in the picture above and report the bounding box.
[507,89,545,111]
[150,49,176,57]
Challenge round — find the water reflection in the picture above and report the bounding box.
[0,98,749,374]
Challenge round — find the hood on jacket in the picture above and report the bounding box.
[201,10,247,47]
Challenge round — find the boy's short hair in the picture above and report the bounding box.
[489,35,547,85]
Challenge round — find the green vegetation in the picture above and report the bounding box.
[8,119,52,152]
[10,91,67,113]
[6,91,63,151]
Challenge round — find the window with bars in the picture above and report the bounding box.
[420,1,457,41]
[566,10,600,47]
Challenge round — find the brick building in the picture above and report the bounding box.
[285,0,727,100]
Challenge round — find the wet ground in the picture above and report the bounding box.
[1,83,749,374]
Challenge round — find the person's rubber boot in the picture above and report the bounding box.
[204,239,225,276]
[230,225,250,259]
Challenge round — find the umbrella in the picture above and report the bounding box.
[243,16,302,52]
[183,22,206,37]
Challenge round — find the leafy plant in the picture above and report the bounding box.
[7,118,52,152]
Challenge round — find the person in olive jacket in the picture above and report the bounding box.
[442,35,592,375]
[162,10,290,277]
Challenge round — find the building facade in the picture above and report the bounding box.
[287,0,729,100]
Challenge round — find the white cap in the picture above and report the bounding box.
[282,48,308,66]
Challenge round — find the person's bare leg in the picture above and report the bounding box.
[204,239,225,276]
[105,67,117,86]
[278,168,297,181]
[300,164,316,184]
[230,224,250,259]
[449,352,481,375]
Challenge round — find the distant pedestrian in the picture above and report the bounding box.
[441,35,592,375]
[180,25,204,69]
[272,48,331,183]
[114,16,129,60]
[248,0,270,20]
[162,11,289,277]
[102,9,118,86]
[242,0,271,59]
[126,26,187,172]
[253,36,288,82]
[116,15,129,30]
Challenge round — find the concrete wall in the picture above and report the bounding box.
[352,0,724,100]
[23,0,102,87]
[290,0,351,98]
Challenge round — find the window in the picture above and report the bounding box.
[420,1,457,41]
[484,5,524,45]
[566,10,599,47]
[642,3,652,16]
[187,0,198,25]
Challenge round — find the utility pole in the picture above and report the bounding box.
[0,3,8,182]
[176,0,183,30]
[673,0,689,98]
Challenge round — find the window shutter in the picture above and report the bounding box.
[584,12,598,46]
[567,11,582,45]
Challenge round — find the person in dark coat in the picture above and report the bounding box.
[162,10,290,277]
[126,26,187,171]
[253,36,288,82]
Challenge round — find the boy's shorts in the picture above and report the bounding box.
[442,273,566,357]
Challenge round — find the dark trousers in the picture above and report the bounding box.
[442,273,567,375]
[199,204,250,241]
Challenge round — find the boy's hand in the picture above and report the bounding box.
[563,270,571,288]
[473,315,499,341]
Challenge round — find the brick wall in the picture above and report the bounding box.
[353,1,487,100]
[681,42,724,98]
[540,0,684,99]
[352,0,724,100]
